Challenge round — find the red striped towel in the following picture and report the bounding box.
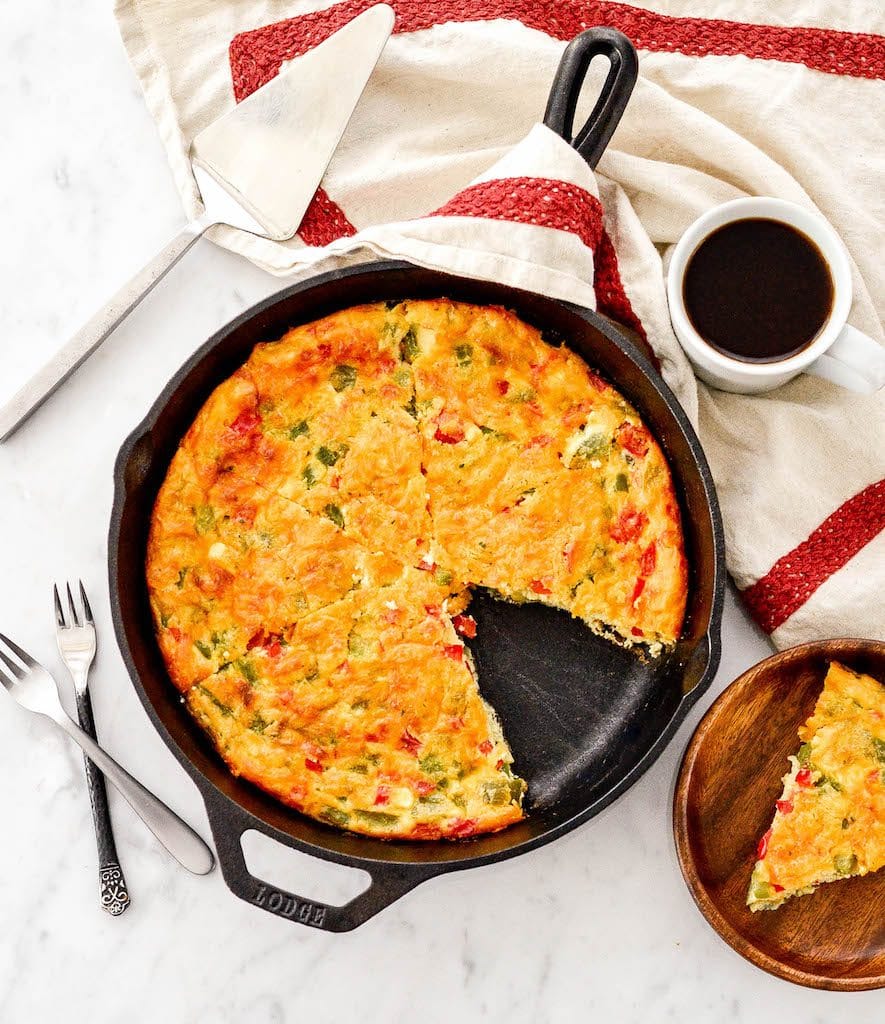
[114,0,885,647]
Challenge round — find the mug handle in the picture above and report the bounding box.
[806,324,885,394]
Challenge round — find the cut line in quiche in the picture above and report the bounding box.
[748,661,885,911]
[147,300,688,840]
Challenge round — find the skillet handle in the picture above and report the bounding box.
[543,27,638,169]
[202,790,434,931]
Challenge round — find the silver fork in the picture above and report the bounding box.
[0,629,214,875]
[55,581,130,915]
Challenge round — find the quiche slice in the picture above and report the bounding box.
[223,304,433,566]
[748,661,885,911]
[186,567,524,838]
[405,298,686,649]
[148,448,404,690]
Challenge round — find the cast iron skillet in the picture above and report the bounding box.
[110,28,725,931]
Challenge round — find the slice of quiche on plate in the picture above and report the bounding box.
[748,661,885,911]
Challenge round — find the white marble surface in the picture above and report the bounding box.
[0,6,881,1022]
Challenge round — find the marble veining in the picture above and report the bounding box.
[0,5,880,1022]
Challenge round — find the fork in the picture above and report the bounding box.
[55,581,130,915]
[0,629,214,875]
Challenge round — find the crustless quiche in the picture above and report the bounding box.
[748,661,885,911]
[147,300,687,839]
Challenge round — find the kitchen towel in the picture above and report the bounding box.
[114,0,885,647]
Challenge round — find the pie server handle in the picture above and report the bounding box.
[0,220,208,442]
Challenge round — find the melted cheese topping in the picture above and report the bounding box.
[147,300,687,839]
[748,661,885,910]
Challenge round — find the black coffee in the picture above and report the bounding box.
[682,217,834,363]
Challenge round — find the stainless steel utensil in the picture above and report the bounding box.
[0,631,215,875]
[0,4,394,442]
[55,581,130,915]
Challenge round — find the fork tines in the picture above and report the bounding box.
[54,580,94,629]
[0,632,37,687]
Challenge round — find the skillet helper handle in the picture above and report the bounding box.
[543,27,638,169]
[203,792,433,931]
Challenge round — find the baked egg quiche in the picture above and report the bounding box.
[748,661,885,911]
[147,300,687,839]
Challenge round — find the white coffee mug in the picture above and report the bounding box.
[666,197,885,395]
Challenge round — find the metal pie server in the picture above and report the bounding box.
[0,4,394,442]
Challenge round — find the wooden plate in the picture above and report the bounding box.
[674,638,885,991]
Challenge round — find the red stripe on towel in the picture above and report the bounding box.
[742,479,885,633]
[229,3,883,633]
[430,177,648,349]
[296,187,357,247]
[230,0,885,99]
[430,177,605,249]
[593,227,647,347]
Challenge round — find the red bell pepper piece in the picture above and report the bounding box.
[400,730,421,754]
[609,506,649,543]
[616,422,650,458]
[640,541,657,576]
[434,426,465,444]
[452,614,477,638]
[229,409,260,437]
[449,818,477,838]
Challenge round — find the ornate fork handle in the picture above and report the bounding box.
[99,863,130,917]
[74,686,130,916]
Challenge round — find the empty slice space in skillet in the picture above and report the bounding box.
[673,638,885,991]
[467,590,685,813]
